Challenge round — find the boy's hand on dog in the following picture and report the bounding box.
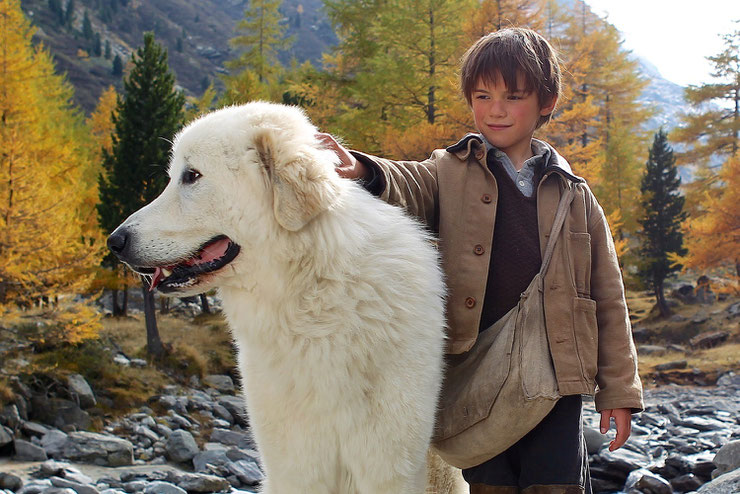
[317,133,367,180]
[600,408,632,451]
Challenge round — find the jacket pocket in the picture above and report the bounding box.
[572,297,598,383]
[569,232,592,297]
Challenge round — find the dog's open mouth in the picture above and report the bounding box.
[137,235,240,293]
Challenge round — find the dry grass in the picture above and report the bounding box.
[638,343,740,373]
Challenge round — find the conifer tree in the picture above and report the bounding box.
[672,27,739,165]
[227,0,291,83]
[323,0,473,154]
[637,129,686,317]
[97,32,184,355]
[1,0,104,339]
[673,156,740,279]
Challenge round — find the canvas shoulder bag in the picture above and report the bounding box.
[432,186,575,469]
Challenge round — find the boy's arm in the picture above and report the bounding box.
[319,133,440,228]
[584,185,644,413]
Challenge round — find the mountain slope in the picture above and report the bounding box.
[20,0,335,112]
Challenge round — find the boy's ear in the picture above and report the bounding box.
[540,95,558,116]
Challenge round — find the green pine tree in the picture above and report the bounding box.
[637,129,687,318]
[111,53,122,76]
[82,9,93,39]
[97,31,184,354]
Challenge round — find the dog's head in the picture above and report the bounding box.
[107,102,342,296]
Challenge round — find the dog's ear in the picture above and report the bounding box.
[254,128,340,231]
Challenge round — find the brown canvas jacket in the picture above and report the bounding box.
[352,134,643,412]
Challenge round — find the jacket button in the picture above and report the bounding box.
[481,194,492,203]
[465,297,476,308]
[474,244,485,255]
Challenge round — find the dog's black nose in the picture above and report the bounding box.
[107,229,129,256]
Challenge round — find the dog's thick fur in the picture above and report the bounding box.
[109,102,466,493]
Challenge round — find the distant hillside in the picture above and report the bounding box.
[20,0,336,113]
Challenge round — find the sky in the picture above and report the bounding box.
[586,0,739,87]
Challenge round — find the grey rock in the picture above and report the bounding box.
[670,473,704,493]
[41,430,69,458]
[129,359,147,367]
[0,425,12,447]
[203,375,235,394]
[122,481,148,492]
[142,481,186,494]
[0,405,21,431]
[175,472,231,493]
[216,396,248,427]
[655,360,688,371]
[13,438,48,461]
[21,421,50,438]
[166,411,192,430]
[41,489,78,494]
[227,459,264,485]
[211,404,233,425]
[113,355,130,366]
[16,479,52,494]
[32,397,91,431]
[0,472,23,490]
[698,468,740,494]
[680,416,726,432]
[50,476,100,494]
[690,331,729,349]
[39,459,70,477]
[596,447,651,474]
[209,428,253,448]
[625,468,672,494]
[165,430,199,463]
[67,374,96,408]
[638,345,667,355]
[712,439,740,477]
[62,431,134,467]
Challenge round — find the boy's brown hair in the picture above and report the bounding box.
[460,27,562,128]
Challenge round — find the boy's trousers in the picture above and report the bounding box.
[462,395,592,494]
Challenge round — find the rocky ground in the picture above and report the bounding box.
[0,368,739,493]
[0,284,738,493]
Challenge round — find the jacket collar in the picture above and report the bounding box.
[446,134,584,184]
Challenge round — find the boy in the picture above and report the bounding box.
[325,28,643,493]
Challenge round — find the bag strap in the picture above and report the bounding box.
[538,186,575,277]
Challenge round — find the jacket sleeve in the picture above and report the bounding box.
[584,185,644,413]
[350,150,441,229]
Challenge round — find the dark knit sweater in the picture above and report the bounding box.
[479,156,542,331]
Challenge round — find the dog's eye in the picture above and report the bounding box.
[182,169,202,185]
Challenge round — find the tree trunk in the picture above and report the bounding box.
[160,296,170,314]
[141,280,165,357]
[654,279,671,318]
[200,293,211,314]
[122,285,128,316]
[112,288,122,316]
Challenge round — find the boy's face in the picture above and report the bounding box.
[471,74,556,163]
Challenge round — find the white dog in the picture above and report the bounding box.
[108,102,466,493]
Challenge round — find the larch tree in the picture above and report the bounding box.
[673,156,740,280]
[637,129,686,318]
[324,0,474,156]
[0,0,104,325]
[672,27,739,166]
[546,1,649,243]
[97,32,184,356]
[226,0,291,85]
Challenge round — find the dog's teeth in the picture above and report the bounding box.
[162,268,173,277]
